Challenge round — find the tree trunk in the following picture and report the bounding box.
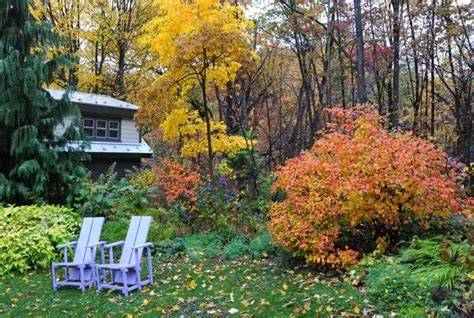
[354,0,368,103]
[389,0,401,128]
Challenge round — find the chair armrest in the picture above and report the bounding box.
[86,241,106,248]
[104,241,125,248]
[131,242,153,250]
[57,241,77,249]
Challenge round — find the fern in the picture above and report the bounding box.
[400,236,472,289]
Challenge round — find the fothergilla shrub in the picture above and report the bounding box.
[268,106,463,269]
[0,205,79,277]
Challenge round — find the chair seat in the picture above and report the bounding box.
[53,261,91,267]
[96,263,136,270]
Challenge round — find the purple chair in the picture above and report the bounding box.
[95,216,153,296]
[52,217,105,292]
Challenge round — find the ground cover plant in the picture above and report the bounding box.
[0,205,79,277]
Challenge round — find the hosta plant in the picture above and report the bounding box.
[0,205,79,277]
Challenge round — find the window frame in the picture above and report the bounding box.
[81,117,121,141]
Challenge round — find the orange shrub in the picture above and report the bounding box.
[268,107,463,269]
[151,159,202,207]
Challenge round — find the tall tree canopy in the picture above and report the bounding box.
[0,0,86,204]
[136,0,256,178]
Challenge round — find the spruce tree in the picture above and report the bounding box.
[0,0,86,204]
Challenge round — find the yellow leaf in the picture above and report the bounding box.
[354,305,361,314]
[187,280,197,290]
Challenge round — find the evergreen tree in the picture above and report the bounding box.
[0,0,86,204]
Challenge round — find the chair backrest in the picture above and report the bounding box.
[119,216,152,266]
[73,217,105,264]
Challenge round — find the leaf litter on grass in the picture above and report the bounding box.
[0,257,370,317]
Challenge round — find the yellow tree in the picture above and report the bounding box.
[138,0,256,179]
[32,0,156,99]
[31,0,88,87]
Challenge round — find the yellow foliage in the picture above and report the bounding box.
[160,107,247,158]
[136,0,256,164]
[145,0,254,91]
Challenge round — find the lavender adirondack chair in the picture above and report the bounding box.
[95,216,153,296]
[52,217,105,291]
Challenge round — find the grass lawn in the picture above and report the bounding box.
[0,257,369,317]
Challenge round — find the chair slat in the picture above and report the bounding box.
[119,216,141,265]
[73,218,93,263]
[130,216,152,265]
[83,217,105,262]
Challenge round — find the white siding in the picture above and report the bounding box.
[121,118,140,143]
[54,117,72,137]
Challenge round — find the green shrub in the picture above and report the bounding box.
[365,262,433,310]
[0,205,79,277]
[248,231,277,259]
[223,237,249,260]
[101,218,129,243]
[154,238,186,261]
[136,208,183,242]
[153,231,284,262]
[69,166,151,218]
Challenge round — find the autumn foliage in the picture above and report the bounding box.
[130,159,202,209]
[268,107,463,269]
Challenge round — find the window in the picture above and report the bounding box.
[108,121,119,139]
[83,119,94,137]
[96,120,107,138]
[82,118,121,140]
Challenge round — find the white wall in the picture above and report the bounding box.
[121,118,140,143]
[54,116,140,143]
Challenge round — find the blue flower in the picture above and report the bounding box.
[218,176,227,187]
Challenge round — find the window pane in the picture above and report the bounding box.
[109,130,119,138]
[84,128,93,137]
[109,121,119,129]
[97,120,107,128]
[83,119,94,128]
[96,129,106,137]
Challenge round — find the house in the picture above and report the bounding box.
[50,89,152,179]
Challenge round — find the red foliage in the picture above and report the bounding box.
[150,159,202,207]
[268,106,463,269]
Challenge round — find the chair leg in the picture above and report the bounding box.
[147,248,153,285]
[52,264,58,291]
[136,266,142,291]
[121,269,128,297]
[96,267,102,292]
[91,265,96,287]
[79,266,86,292]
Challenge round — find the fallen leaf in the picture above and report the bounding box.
[228,308,239,314]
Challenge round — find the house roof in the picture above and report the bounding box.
[87,141,153,155]
[46,89,139,111]
[66,141,153,155]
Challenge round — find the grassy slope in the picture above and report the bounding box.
[0,258,366,317]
